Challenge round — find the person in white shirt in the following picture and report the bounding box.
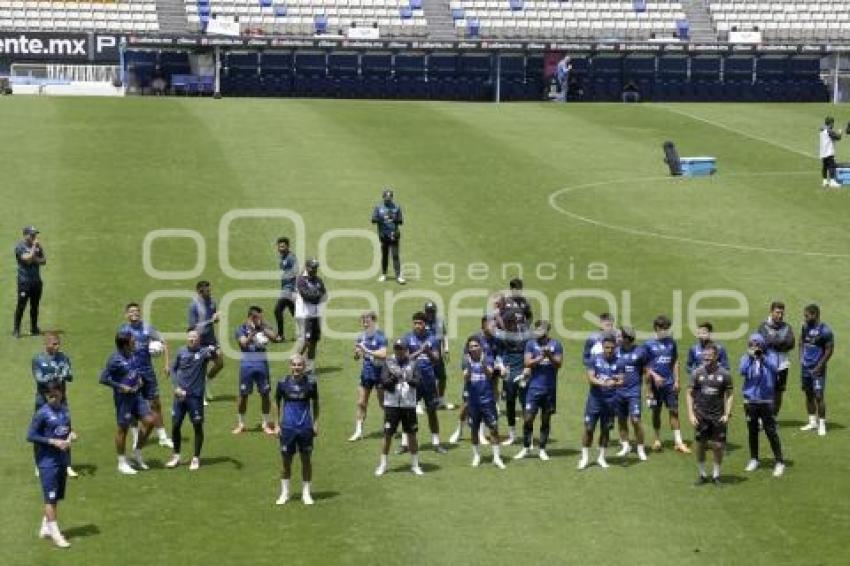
[820,116,843,189]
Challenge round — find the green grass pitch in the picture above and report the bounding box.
[1,98,849,565]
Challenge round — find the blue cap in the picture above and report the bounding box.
[749,333,766,346]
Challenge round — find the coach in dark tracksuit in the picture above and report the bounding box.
[14,225,46,338]
[757,301,795,416]
[371,188,406,285]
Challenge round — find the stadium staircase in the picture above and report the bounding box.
[423,0,456,41]
[155,0,191,33]
[681,0,717,42]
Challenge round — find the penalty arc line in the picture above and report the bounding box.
[548,172,850,259]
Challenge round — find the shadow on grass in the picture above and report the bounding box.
[312,491,340,501]
[64,524,100,539]
[203,456,244,470]
[317,366,342,376]
[71,463,98,477]
[545,447,580,459]
[389,462,442,474]
[209,394,236,403]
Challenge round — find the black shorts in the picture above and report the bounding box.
[775,368,788,393]
[383,406,418,436]
[304,317,321,343]
[694,419,727,444]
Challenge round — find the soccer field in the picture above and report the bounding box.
[1,97,849,566]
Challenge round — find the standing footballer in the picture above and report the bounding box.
[273,237,299,342]
[13,225,46,338]
[371,188,406,284]
[188,280,224,405]
[233,306,278,435]
[349,311,388,441]
[798,304,834,436]
[687,343,733,486]
[295,258,327,374]
[645,315,690,454]
[463,337,505,469]
[757,301,795,416]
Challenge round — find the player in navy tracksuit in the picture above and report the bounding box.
[514,320,563,462]
[100,331,156,475]
[464,336,505,469]
[165,329,220,471]
[578,333,623,470]
[371,188,406,284]
[740,334,785,477]
[644,315,690,454]
[349,311,388,441]
[494,312,531,446]
[28,380,72,548]
[798,304,834,436]
[275,355,320,505]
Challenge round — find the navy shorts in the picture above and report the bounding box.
[584,395,616,430]
[434,359,447,383]
[38,465,67,504]
[650,383,679,411]
[114,392,151,428]
[524,389,555,415]
[468,401,498,430]
[280,427,314,456]
[359,369,379,390]
[614,394,642,419]
[239,365,271,396]
[140,374,159,401]
[801,369,826,395]
[172,395,205,426]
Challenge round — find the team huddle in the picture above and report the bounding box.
[21,190,837,549]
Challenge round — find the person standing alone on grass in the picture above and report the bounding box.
[820,116,843,189]
[371,188,406,284]
[14,225,46,338]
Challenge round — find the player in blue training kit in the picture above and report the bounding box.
[404,312,446,453]
[233,306,278,435]
[349,311,388,441]
[99,331,156,475]
[515,320,563,462]
[32,331,78,477]
[371,187,406,284]
[578,333,623,470]
[450,315,500,445]
[645,315,690,454]
[27,381,73,548]
[464,336,505,469]
[119,303,173,449]
[798,304,834,436]
[686,322,729,377]
[614,326,649,461]
[494,312,531,445]
[188,280,224,405]
[582,312,615,368]
[273,236,299,342]
[424,301,453,409]
[275,354,320,505]
[165,329,221,471]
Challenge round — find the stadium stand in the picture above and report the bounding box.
[708,1,850,41]
[450,0,688,40]
[185,0,429,37]
[0,0,159,32]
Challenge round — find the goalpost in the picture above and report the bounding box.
[10,63,124,96]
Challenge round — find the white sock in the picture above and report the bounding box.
[401,434,409,447]
[302,481,311,494]
[457,422,465,435]
[637,444,646,455]
[411,453,420,467]
[130,426,139,447]
[281,478,290,494]
[698,461,706,476]
[581,447,589,459]
[117,455,128,466]
[492,444,501,459]
[380,454,388,467]
[819,418,826,426]
[597,447,606,460]
[621,440,630,449]
[237,413,245,426]
[673,429,684,445]
[508,426,515,437]
[431,433,440,447]
[809,414,817,425]
[262,414,270,425]
[713,463,721,478]
[47,521,60,535]
[355,419,363,434]
[472,444,480,456]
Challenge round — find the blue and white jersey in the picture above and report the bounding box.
[118,321,161,376]
[32,352,73,405]
[588,354,620,399]
[616,345,648,398]
[275,376,318,430]
[525,338,563,394]
[28,403,71,468]
[644,336,678,387]
[279,252,299,293]
[463,355,495,407]
[800,322,834,370]
[356,330,388,380]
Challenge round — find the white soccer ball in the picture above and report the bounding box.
[254,333,270,348]
[148,340,165,357]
